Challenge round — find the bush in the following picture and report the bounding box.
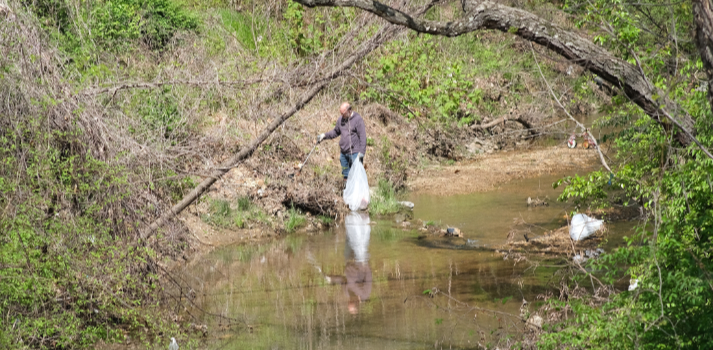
[377,136,408,188]
[202,197,271,229]
[283,1,355,56]
[361,35,482,125]
[0,118,176,347]
[29,0,199,52]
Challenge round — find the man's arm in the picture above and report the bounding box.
[323,117,341,140]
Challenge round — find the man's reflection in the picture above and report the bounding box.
[326,212,372,314]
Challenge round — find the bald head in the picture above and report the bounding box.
[339,102,352,118]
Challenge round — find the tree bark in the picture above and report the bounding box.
[694,0,713,112]
[294,0,696,146]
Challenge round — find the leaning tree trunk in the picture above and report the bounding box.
[138,1,443,239]
[694,0,713,113]
[140,26,397,239]
[295,0,697,147]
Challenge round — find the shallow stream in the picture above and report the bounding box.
[179,170,637,349]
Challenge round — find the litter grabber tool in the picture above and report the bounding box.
[293,141,318,177]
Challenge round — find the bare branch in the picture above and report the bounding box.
[530,43,613,172]
[81,78,267,97]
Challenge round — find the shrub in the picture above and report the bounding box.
[29,0,199,51]
[284,1,355,56]
[0,118,176,347]
[377,136,408,188]
[361,35,482,124]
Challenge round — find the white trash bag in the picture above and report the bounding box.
[569,213,604,241]
[343,158,370,211]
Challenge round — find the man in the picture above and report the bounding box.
[317,102,367,184]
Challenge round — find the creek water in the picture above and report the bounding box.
[180,170,637,349]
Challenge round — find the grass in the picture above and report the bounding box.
[317,215,334,225]
[201,196,268,229]
[424,220,438,227]
[369,179,402,215]
[219,9,291,59]
[285,206,307,233]
[237,195,251,211]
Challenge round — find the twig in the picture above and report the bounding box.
[530,43,613,173]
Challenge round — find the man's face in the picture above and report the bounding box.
[340,107,350,118]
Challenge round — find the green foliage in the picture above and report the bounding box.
[30,0,198,53]
[0,117,177,347]
[554,172,610,211]
[424,220,437,227]
[201,196,265,229]
[362,35,482,124]
[369,179,401,216]
[317,215,333,225]
[237,195,252,211]
[132,88,187,141]
[543,38,713,350]
[283,1,355,56]
[220,8,291,58]
[284,206,306,232]
[376,136,408,188]
[533,0,713,345]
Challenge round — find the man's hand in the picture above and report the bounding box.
[316,133,325,144]
[357,153,364,162]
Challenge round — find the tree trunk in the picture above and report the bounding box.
[694,0,713,113]
[295,0,697,146]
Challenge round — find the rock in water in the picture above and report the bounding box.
[446,227,463,237]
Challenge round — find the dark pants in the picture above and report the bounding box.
[340,153,360,179]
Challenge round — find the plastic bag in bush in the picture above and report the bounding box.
[343,158,370,211]
[569,213,604,241]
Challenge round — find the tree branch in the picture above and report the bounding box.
[294,0,697,147]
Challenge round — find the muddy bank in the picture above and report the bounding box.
[409,146,600,196]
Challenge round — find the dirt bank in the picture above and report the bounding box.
[409,146,600,196]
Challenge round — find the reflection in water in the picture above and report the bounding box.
[180,176,636,349]
[338,212,372,314]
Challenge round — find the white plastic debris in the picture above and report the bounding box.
[573,254,587,263]
[398,201,415,209]
[569,213,604,241]
[628,279,639,291]
[343,158,370,211]
[526,315,543,329]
